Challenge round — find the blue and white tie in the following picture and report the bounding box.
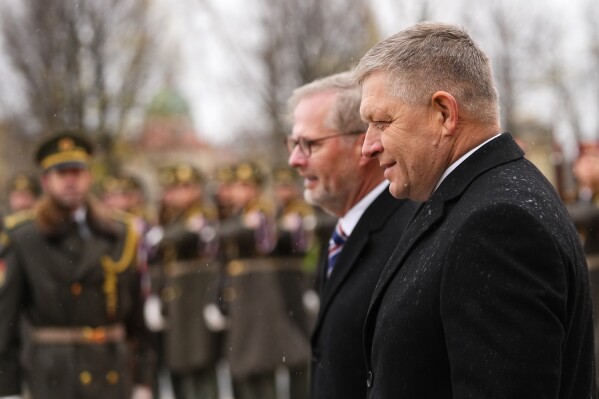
[327,222,347,278]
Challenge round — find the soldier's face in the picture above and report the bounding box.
[102,192,130,212]
[163,184,201,210]
[42,167,93,210]
[230,182,259,209]
[9,190,37,212]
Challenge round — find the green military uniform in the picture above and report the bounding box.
[220,162,310,399]
[0,132,155,399]
[152,164,220,399]
[270,167,317,399]
[0,200,155,398]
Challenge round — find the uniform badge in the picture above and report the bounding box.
[58,137,75,151]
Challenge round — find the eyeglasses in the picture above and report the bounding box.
[284,131,363,157]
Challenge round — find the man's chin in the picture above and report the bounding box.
[304,189,335,215]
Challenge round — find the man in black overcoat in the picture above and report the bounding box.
[356,22,595,398]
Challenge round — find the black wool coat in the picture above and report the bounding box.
[310,189,417,399]
[364,133,595,398]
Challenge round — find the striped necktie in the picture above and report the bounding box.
[327,222,347,278]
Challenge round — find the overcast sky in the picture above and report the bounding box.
[0,0,592,157]
[156,0,591,156]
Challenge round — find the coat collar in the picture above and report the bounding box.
[436,133,524,202]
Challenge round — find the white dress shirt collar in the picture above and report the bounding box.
[434,133,501,193]
[338,180,389,236]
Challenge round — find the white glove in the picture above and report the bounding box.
[143,294,166,332]
[303,289,320,315]
[203,303,228,332]
[145,226,164,247]
[131,385,153,399]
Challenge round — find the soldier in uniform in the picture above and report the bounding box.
[0,131,155,399]
[219,161,310,399]
[567,144,599,394]
[98,175,149,216]
[568,146,599,266]
[98,173,161,394]
[212,165,236,222]
[149,163,220,399]
[1,173,41,253]
[270,166,316,399]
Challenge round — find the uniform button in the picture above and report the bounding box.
[366,371,373,388]
[70,282,83,297]
[106,370,119,384]
[79,371,92,385]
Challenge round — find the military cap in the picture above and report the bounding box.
[158,163,203,187]
[7,172,41,195]
[272,165,299,186]
[100,175,144,195]
[214,165,235,184]
[233,161,265,186]
[35,130,94,171]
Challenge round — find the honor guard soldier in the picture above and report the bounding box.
[212,165,236,222]
[99,174,154,298]
[99,175,150,218]
[271,166,316,399]
[219,161,310,399]
[0,131,155,399]
[148,163,220,399]
[567,144,599,391]
[1,173,41,253]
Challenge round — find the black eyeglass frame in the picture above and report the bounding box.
[284,131,363,157]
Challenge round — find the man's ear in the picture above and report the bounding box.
[431,91,458,137]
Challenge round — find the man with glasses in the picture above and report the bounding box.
[286,71,418,399]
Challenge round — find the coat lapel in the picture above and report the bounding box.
[365,197,445,333]
[312,190,403,337]
[74,233,112,281]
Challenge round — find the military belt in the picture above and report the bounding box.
[227,257,304,277]
[165,258,219,278]
[29,324,126,345]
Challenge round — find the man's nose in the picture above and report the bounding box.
[288,145,307,167]
[362,127,383,159]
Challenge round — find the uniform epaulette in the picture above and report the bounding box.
[3,209,35,231]
[184,203,218,221]
[110,208,135,224]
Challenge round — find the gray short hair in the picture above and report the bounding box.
[354,22,499,124]
[287,71,367,134]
